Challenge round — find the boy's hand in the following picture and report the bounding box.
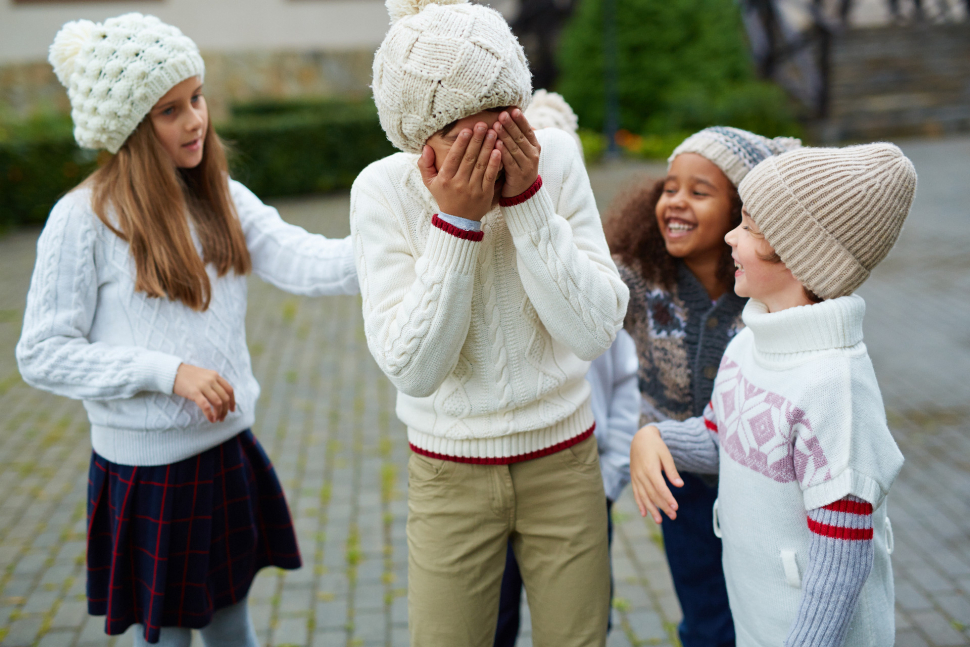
[173,363,236,423]
[630,425,684,524]
[495,109,541,198]
[418,123,503,222]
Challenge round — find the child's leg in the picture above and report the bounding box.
[200,598,259,647]
[133,626,192,647]
[407,453,510,646]
[512,435,611,647]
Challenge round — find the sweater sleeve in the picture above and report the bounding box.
[655,402,721,474]
[595,329,641,501]
[231,181,359,296]
[500,130,629,361]
[351,179,481,398]
[16,194,183,400]
[785,496,875,647]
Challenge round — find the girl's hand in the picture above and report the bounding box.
[173,363,236,423]
[494,109,541,198]
[417,123,503,222]
[630,425,684,524]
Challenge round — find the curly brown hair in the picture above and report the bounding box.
[604,177,742,293]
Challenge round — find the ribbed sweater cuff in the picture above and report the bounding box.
[135,351,184,395]
[802,469,884,510]
[426,215,482,274]
[501,182,556,237]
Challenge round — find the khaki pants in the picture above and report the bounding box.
[407,435,611,647]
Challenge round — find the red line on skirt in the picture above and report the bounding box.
[409,425,595,465]
[145,464,172,634]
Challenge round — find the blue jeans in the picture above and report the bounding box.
[660,472,735,647]
[494,499,613,647]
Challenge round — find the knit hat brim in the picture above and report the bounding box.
[738,157,870,300]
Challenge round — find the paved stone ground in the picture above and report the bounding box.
[0,137,968,647]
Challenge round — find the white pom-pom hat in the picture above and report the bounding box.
[372,0,533,154]
[523,89,583,158]
[49,13,205,154]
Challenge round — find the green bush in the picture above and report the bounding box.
[0,99,395,230]
[557,0,801,141]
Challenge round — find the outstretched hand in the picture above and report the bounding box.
[417,122,503,222]
[630,425,684,524]
[494,109,540,198]
[173,363,236,423]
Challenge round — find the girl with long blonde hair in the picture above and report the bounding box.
[16,14,357,646]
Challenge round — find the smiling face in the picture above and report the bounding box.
[149,76,207,169]
[656,153,736,269]
[725,208,813,312]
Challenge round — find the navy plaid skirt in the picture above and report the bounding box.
[86,429,301,643]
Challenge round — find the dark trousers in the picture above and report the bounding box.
[494,499,613,647]
[660,472,735,647]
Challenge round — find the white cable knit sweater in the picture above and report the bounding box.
[351,128,629,462]
[16,180,358,466]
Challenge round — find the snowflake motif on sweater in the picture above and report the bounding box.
[714,356,831,487]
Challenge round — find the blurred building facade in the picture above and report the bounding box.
[0,0,397,119]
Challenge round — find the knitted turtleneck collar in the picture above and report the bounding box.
[741,294,865,356]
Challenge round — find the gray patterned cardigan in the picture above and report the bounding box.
[617,259,746,425]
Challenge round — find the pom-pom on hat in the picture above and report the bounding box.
[669,126,802,187]
[738,143,917,299]
[523,89,583,158]
[49,13,205,154]
[372,0,533,154]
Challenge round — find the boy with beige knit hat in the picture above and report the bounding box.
[629,142,916,647]
[351,0,629,644]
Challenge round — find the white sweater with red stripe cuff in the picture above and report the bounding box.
[655,296,903,647]
[350,128,629,463]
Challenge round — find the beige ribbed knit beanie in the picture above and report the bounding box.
[372,0,533,154]
[49,13,205,154]
[738,143,917,299]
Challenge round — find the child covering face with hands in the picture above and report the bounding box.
[629,143,916,647]
[352,0,628,644]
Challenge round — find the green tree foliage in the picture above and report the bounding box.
[557,0,800,138]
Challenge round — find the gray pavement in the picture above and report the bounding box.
[0,137,968,647]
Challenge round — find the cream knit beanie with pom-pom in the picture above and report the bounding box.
[523,89,583,158]
[738,143,917,299]
[372,0,533,154]
[49,13,205,154]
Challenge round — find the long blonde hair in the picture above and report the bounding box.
[88,117,251,311]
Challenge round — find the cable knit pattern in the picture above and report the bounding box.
[17,180,358,466]
[351,128,628,461]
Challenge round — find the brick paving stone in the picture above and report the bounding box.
[1,138,968,646]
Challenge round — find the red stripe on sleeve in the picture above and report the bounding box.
[704,418,718,433]
[822,498,874,516]
[499,176,543,207]
[431,214,485,241]
[807,517,874,540]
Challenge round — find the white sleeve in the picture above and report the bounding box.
[596,330,641,501]
[500,130,629,361]
[232,181,359,296]
[16,196,183,400]
[351,177,481,398]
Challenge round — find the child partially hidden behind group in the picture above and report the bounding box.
[631,143,916,646]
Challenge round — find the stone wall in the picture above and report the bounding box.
[820,23,970,141]
[1,48,376,121]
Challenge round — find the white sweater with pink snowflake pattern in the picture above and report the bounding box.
[657,296,903,647]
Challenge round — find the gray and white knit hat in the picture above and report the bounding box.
[372,0,533,154]
[738,143,917,299]
[49,13,205,154]
[669,126,802,187]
